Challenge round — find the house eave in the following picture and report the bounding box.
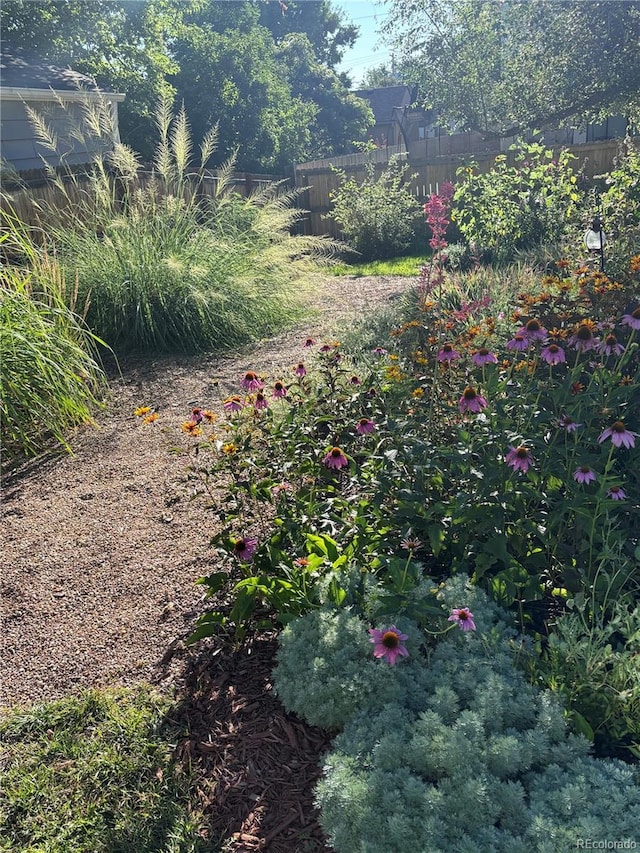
[0,86,126,103]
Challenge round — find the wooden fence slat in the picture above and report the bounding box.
[294,138,637,238]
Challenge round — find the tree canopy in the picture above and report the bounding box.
[382,0,640,136]
[1,0,373,171]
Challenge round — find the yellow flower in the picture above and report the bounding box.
[182,421,202,436]
[412,388,425,398]
[222,442,238,454]
[142,412,159,424]
[203,410,217,422]
[134,405,152,417]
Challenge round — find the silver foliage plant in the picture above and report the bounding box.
[274,576,640,852]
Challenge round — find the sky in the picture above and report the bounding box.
[335,0,393,87]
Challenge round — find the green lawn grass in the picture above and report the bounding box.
[330,254,428,278]
[0,687,210,853]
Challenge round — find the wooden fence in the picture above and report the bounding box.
[294,138,634,238]
[0,168,287,232]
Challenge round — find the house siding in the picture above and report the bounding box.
[1,97,116,172]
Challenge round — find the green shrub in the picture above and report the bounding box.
[274,579,640,852]
[0,213,107,459]
[452,142,585,263]
[331,155,425,261]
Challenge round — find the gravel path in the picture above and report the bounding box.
[1,275,411,708]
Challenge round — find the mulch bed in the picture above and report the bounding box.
[167,634,334,852]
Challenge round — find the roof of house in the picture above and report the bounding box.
[353,85,415,125]
[0,49,105,93]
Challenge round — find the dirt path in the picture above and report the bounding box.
[1,275,409,708]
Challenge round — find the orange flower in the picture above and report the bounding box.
[203,410,217,422]
[134,405,152,417]
[630,255,640,273]
[182,421,202,435]
[142,412,159,424]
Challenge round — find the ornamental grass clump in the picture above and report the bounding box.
[20,95,339,353]
[0,212,107,460]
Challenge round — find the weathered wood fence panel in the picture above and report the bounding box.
[0,169,286,231]
[294,138,635,238]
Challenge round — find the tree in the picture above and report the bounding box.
[359,64,403,90]
[382,0,640,136]
[258,0,358,68]
[1,0,178,159]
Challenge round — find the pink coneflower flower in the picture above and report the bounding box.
[506,335,529,351]
[272,380,287,398]
[232,537,258,561]
[253,392,269,410]
[349,375,362,385]
[568,324,599,352]
[372,346,388,356]
[368,626,409,665]
[607,486,627,500]
[574,466,597,484]
[437,343,461,362]
[356,417,375,435]
[304,337,316,347]
[448,607,476,632]
[400,535,422,551]
[240,371,264,391]
[190,407,204,424]
[558,415,582,433]
[319,343,333,353]
[223,395,244,412]
[294,363,307,377]
[271,481,293,497]
[505,445,533,473]
[471,347,498,366]
[599,334,624,356]
[519,319,547,341]
[621,306,640,330]
[540,343,566,365]
[322,446,349,469]
[458,386,488,414]
[598,421,636,449]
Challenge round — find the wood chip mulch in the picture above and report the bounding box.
[166,634,334,852]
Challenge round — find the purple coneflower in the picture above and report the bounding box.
[190,407,204,424]
[437,343,460,362]
[232,537,258,561]
[372,346,388,356]
[400,535,422,552]
[294,363,307,377]
[458,386,487,414]
[271,481,292,497]
[240,371,264,392]
[574,466,597,484]
[558,415,582,433]
[448,607,476,632]
[349,375,362,385]
[356,417,375,435]
[607,486,627,500]
[600,334,624,357]
[518,318,547,341]
[272,380,287,398]
[253,392,269,410]
[368,626,409,665]
[568,324,599,352]
[471,347,498,366]
[506,335,529,352]
[223,395,244,412]
[322,446,349,469]
[621,306,640,330]
[319,343,333,353]
[598,421,636,449]
[304,337,316,347]
[505,445,533,473]
[541,343,566,365]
